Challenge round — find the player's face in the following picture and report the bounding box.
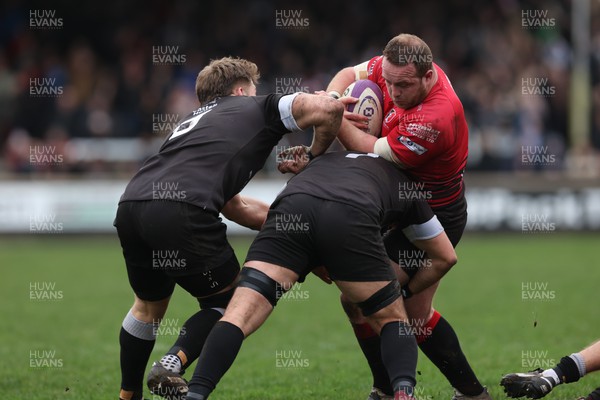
[382,58,429,110]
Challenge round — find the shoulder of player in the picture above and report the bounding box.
[219,94,281,115]
[366,55,384,79]
[418,87,463,123]
[430,64,464,107]
[369,55,383,67]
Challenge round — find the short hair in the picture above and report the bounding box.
[382,34,433,77]
[195,57,260,104]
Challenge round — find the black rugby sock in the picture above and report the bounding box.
[380,321,417,395]
[418,315,484,396]
[188,321,245,398]
[119,327,155,396]
[352,323,393,395]
[166,309,223,371]
[552,355,584,383]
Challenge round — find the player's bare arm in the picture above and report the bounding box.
[337,115,408,169]
[403,231,457,297]
[221,194,269,231]
[292,93,344,156]
[277,93,344,174]
[326,66,356,96]
[338,115,378,153]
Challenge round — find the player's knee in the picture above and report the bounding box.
[366,315,401,335]
[237,267,286,307]
[131,296,170,322]
[121,309,156,341]
[356,280,402,319]
[366,301,408,335]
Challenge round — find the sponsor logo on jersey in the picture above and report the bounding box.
[384,108,397,125]
[398,136,428,155]
[405,123,440,143]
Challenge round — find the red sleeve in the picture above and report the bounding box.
[386,106,451,169]
[366,56,383,83]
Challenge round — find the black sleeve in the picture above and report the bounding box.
[407,199,436,226]
[254,93,300,135]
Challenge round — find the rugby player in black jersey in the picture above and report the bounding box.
[184,151,458,400]
[113,56,343,400]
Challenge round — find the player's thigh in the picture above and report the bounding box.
[114,202,176,301]
[336,280,406,332]
[225,260,301,336]
[129,200,241,300]
[245,194,320,281]
[173,252,240,300]
[140,201,237,273]
[316,201,395,282]
[335,280,396,304]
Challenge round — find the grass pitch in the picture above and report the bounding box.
[1,233,599,399]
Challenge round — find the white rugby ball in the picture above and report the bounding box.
[343,79,384,137]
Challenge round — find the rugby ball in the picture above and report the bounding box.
[343,79,384,137]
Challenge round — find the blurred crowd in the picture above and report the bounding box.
[0,0,598,177]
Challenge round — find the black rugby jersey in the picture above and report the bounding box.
[120,94,297,214]
[276,151,440,237]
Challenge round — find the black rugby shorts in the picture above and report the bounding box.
[114,200,240,300]
[246,194,396,282]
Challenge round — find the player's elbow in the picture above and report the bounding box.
[294,94,343,132]
[441,253,458,271]
[341,66,356,80]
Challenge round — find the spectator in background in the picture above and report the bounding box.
[0,0,593,176]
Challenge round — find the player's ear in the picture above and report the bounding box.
[231,86,245,96]
[423,69,434,81]
[232,83,255,97]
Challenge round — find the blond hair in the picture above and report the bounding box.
[195,57,260,104]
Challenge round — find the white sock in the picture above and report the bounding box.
[569,353,587,377]
[541,369,560,386]
[160,353,182,374]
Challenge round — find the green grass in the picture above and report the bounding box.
[1,233,599,399]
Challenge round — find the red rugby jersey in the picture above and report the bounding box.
[366,56,468,208]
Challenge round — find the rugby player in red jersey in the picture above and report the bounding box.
[325,33,491,400]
